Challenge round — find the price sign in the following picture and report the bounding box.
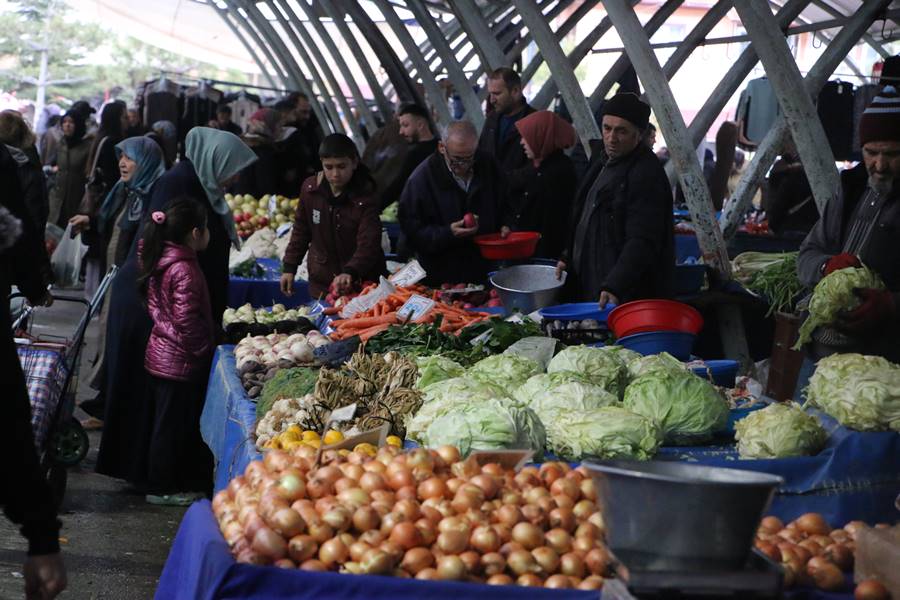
[397,295,436,322]
[314,336,360,367]
[389,260,427,287]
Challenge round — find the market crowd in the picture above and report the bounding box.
[2,65,900,599]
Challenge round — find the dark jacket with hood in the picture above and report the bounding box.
[48,132,92,228]
[477,103,535,196]
[563,143,674,303]
[282,173,385,297]
[5,144,49,233]
[398,151,510,286]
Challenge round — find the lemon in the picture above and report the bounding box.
[286,424,302,436]
[281,430,300,443]
[323,430,344,445]
[386,435,403,447]
[353,443,377,456]
[302,430,320,441]
[282,440,302,451]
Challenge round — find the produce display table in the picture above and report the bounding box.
[200,347,900,524]
[228,258,311,309]
[155,501,854,600]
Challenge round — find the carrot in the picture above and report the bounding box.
[337,313,398,329]
[322,306,341,316]
[358,323,390,341]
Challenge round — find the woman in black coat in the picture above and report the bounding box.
[509,111,578,259]
[96,127,256,487]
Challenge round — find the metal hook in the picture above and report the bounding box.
[881,18,894,42]
[811,33,824,49]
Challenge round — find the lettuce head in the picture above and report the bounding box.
[805,353,900,431]
[546,406,662,461]
[407,377,510,442]
[547,345,627,397]
[467,353,543,391]
[415,356,466,389]
[422,398,546,458]
[514,372,618,424]
[627,352,687,381]
[735,402,827,458]
[795,266,885,348]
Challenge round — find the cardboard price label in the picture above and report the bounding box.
[397,295,436,322]
[388,260,427,287]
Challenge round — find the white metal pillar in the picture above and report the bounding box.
[661,0,733,81]
[450,0,508,73]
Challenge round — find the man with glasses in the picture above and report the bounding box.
[398,120,510,286]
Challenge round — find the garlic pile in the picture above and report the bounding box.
[255,394,320,446]
[235,331,331,372]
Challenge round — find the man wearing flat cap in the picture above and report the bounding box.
[558,93,674,307]
[798,85,900,362]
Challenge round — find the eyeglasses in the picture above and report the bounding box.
[445,152,475,169]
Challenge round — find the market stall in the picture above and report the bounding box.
[227,257,312,310]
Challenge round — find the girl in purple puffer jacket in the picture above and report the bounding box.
[136,196,214,506]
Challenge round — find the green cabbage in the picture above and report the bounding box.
[467,354,543,391]
[546,406,662,461]
[735,403,827,458]
[422,398,546,458]
[407,377,511,442]
[514,372,618,424]
[805,353,900,431]
[415,356,466,389]
[623,370,729,445]
[598,345,642,367]
[795,266,885,348]
[547,345,627,397]
[627,352,686,380]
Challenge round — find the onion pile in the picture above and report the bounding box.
[213,444,609,590]
[754,513,892,597]
[235,331,330,372]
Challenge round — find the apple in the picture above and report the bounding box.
[463,212,476,228]
[243,212,253,221]
[258,217,269,226]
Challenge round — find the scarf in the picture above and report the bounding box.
[185,127,258,246]
[97,137,165,234]
[515,111,576,167]
[62,110,87,147]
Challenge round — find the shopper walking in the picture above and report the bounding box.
[47,110,92,228]
[135,197,215,504]
[0,110,50,233]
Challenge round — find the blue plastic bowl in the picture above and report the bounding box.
[617,331,696,361]
[690,360,740,388]
[539,302,616,323]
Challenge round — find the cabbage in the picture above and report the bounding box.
[467,353,543,391]
[735,403,827,458]
[623,370,729,445]
[627,352,686,380]
[407,377,510,442]
[547,345,627,397]
[422,398,546,458]
[514,372,618,424]
[805,353,900,431]
[415,356,466,389]
[546,406,662,461]
[598,345,642,367]
[795,266,885,348]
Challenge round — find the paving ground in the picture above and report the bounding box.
[1,298,184,600]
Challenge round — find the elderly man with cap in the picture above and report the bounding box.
[797,86,900,362]
[557,93,674,307]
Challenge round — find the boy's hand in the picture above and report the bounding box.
[280,273,295,297]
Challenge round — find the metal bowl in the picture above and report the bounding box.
[585,460,782,572]
[489,265,566,314]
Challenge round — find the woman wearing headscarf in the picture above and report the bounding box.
[96,128,256,485]
[47,110,92,228]
[233,108,281,198]
[69,137,166,424]
[510,111,577,259]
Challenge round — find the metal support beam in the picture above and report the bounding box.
[212,7,279,89]
[733,1,839,215]
[339,0,426,110]
[504,0,579,74]
[371,0,454,126]
[661,0,733,81]
[522,0,604,89]
[603,0,752,369]
[221,5,293,89]
[450,0,508,73]
[812,0,889,58]
[664,0,811,185]
[530,0,640,109]
[291,1,377,138]
[405,0,485,129]
[722,0,890,238]
[513,0,600,154]
[588,0,685,110]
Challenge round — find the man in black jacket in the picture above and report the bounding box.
[477,68,535,197]
[377,103,439,209]
[398,120,510,286]
[558,93,674,307]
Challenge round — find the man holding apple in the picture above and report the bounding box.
[398,120,512,286]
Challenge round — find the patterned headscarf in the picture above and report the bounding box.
[96,136,166,233]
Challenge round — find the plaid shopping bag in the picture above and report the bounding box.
[17,345,69,450]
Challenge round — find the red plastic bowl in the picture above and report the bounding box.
[607,299,703,338]
[474,231,540,260]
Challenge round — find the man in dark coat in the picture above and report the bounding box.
[377,103,439,209]
[477,68,535,198]
[797,85,900,362]
[399,120,511,286]
[559,93,674,307]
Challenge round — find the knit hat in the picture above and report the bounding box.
[859,85,900,146]
[601,92,651,131]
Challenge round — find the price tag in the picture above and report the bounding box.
[327,403,358,426]
[276,222,292,237]
[267,194,277,216]
[397,295,436,322]
[389,260,427,287]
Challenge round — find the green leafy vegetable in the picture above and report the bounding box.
[547,345,628,398]
[626,352,686,381]
[546,406,663,461]
[745,252,803,316]
[423,399,546,458]
[623,370,729,445]
[805,353,900,431]
[407,377,510,441]
[514,372,618,425]
[467,353,543,391]
[414,356,466,389]
[735,402,827,458]
[257,367,319,420]
[795,266,886,348]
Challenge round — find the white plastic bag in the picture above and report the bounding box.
[50,224,88,288]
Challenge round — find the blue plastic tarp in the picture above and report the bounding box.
[228,258,311,309]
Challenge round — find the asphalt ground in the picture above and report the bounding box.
[1,297,184,599]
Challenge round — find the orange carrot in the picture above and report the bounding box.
[358,323,390,341]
